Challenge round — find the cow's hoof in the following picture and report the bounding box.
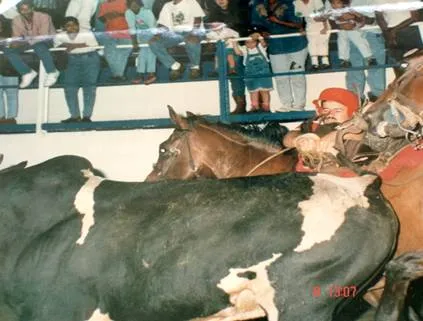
[385,251,423,282]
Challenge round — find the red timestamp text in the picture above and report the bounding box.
[328,285,357,298]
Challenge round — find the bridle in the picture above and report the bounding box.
[385,59,423,147]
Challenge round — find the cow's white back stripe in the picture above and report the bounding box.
[294,174,375,252]
[86,308,114,321]
[74,169,104,245]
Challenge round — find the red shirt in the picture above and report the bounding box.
[98,0,130,39]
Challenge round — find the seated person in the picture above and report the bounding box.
[3,0,60,88]
[98,0,132,82]
[149,0,205,80]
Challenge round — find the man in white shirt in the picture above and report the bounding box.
[148,0,205,80]
[375,0,422,75]
[55,16,100,123]
[65,0,98,31]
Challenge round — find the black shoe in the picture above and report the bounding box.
[169,64,185,81]
[320,63,331,70]
[61,117,81,123]
[81,117,92,122]
[367,57,378,66]
[189,68,201,79]
[339,60,352,68]
[309,64,319,71]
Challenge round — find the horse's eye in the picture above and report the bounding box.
[400,62,409,70]
[159,148,166,154]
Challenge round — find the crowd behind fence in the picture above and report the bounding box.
[0,0,422,129]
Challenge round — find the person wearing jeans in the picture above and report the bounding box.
[0,75,19,124]
[98,0,133,81]
[148,0,205,80]
[55,17,100,123]
[4,0,60,89]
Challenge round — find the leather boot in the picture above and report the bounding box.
[231,96,247,114]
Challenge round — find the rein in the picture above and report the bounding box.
[246,147,293,176]
[193,123,292,177]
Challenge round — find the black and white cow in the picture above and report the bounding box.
[0,156,398,321]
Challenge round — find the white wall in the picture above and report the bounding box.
[0,69,395,181]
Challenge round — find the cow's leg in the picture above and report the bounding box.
[375,251,423,321]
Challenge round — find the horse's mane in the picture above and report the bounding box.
[186,115,287,149]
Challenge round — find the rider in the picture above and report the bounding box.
[283,87,360,147]
[283,87,361,172]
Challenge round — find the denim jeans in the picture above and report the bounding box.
[64,52,100,118]
[338,30,372,61]
[136,33,156,73]
[269,47,308,110]
[346,32,386,98]
[3,42,56,74]
[149,31,202,68]
[103,36,132,77]
[230,54,245,98]
[0,75,18,119]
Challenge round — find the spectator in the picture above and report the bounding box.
[294,0,330,70]
[148,0,205,80]
[98,0,132,81]
[3,0,60,88]
[232,32,273,112]
[327,0,377,68]
[342,0,386,102]
[125,0,157,85]
[0,15,19,124]
[65,0,99,31]
[55,16,100,123]
[206,22,239,75]
[375,0,422,76]
[205,0,250,113]
[253,0,308,112]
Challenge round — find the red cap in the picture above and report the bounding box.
[312,88,359,117]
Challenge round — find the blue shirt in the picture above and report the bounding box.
[252,0,308,54]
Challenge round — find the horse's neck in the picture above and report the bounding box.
[192,126,277,178]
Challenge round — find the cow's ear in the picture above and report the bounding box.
[168,105,189,130]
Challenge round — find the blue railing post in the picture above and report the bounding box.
[217,40,230,123]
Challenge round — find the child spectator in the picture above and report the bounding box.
[327,0,377,68]
[206,22,239,75]
[125,0,157,85]
[55,17,100,123]
[294,0,330,70]
[98,0,132,82]
[232,33,273,112]
[0,15,19,124]
[3,0,60,88]
[148,0,205,80]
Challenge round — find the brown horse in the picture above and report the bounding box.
[146,106,297,181]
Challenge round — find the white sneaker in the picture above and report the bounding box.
[44,70,60,87]
[19,70,38,88]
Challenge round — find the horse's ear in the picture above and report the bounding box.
[186,111,196,117]
[167,105,189,130]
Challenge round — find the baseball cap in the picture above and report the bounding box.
[312,88,359,117]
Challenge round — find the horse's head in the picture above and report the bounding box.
[145,106,214,182]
